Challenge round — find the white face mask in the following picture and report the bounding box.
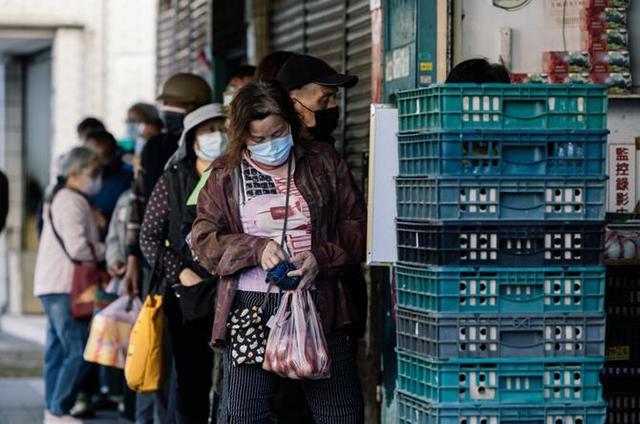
[196,131,227,162]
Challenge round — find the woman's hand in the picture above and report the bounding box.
[108,262,127,278]
[123,255,139,296]
[179,268,202,287]
[260,240,288,271]
[288,251,319,290]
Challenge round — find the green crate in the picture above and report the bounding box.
[396,351,604,405]
[397,84,608,132]
[395,265,605,314]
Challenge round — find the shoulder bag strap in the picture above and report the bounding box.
[260,155,294,310]
[48,194,97,264]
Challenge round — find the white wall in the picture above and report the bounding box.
[0,0,157,156]
[459,0,586,72]
[0,0,156,314]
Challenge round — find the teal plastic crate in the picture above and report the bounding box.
[396,176,607,221]
[396,83,608,132]
[398,129,608,177]
[395,265,605,314]
[396,352,604,405]
[396,309,606,359]
[397,392,607,424]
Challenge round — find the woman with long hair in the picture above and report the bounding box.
[191,80,365,423]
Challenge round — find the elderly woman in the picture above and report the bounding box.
[191,80,366,423]
[34,147,105,422]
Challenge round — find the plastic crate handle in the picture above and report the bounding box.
[499,329,544,349]
[501,143,547,166]
[501,98,548,121]
[498,189,548,212]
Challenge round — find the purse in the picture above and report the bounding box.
[228,156,293,366]
[49,204,110,320]
[124,250,166,392]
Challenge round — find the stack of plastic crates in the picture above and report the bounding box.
[394,84,609,424]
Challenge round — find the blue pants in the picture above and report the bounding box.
[40,294,90,416]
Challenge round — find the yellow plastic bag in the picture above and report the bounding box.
[124,294,165,392]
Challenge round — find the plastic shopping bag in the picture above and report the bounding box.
[84,295,142,369]
[262,290,331,380]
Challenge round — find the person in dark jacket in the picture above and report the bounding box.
[85,130,133,226]
[191,80,365,423]
[0,169,8,233]
[276,53,369,340]
[124,73,212,298]
[140,104,226,423]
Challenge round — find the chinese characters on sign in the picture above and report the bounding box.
[608,144,636,213]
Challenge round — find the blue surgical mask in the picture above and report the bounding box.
[196,131,227,161]
[247,131,293,166]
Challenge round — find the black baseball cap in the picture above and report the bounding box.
[276,54,359,91]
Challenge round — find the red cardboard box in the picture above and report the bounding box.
[583,29,628,52]
[590,50,630,73]
[590,72,632,94]
[549,73,590,84]
[584,0,629,8]
[510,73,549,84]
[581,7,627,31]
[543,51,590,74]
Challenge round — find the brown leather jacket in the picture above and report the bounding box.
[191,139,366,345]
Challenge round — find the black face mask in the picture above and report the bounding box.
[162,111,185,136]
[308,106,339,142]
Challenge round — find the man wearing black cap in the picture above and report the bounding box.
[277,54,368,342]
[277,54,358,145]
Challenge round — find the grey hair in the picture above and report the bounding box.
[61,146,101,178]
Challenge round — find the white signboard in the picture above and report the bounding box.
[367,104,399,265]
[608,144,636,213]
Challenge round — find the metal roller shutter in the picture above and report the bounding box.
[269,0,371,190]
[270,0,305,53]
[345,0,371,189]
[156,0,210,88]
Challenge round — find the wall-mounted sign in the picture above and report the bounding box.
[608,144,637,213]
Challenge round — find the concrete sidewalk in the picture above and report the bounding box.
[0,315,125,423]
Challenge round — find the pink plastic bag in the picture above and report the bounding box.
[262,290,331,380]
[84,295,142,368]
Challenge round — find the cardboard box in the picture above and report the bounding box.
[581,7,627,31]
[549,72,590,84]
[584,0,630,9]
[590,50,630,73]
[590,72,632,94]
[509,73,549,84]
[583,28,628,52]
[543,51,590,74]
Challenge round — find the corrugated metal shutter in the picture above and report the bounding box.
[344,0,371,188]
[156,0,210,89]
[156,0,176,87]
[270,0,305,53]
[269,0,370,190]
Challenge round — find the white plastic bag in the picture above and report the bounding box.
[84,295,142,368]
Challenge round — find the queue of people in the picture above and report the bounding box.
[33,51,373,424]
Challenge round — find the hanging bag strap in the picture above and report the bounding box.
[48,198,98,265]
[259,154,294,311]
